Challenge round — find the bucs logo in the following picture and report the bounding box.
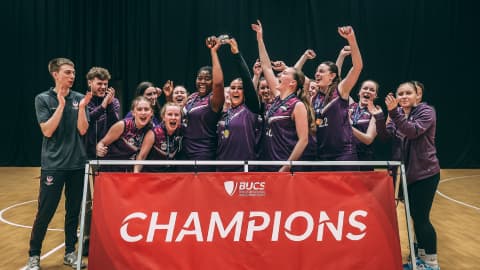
[224,181,238,196]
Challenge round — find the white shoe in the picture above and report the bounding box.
[26,255,40,270]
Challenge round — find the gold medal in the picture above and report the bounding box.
[224,129,230,138]
[316,118,323,126]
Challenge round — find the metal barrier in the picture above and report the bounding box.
[76,160,416,270]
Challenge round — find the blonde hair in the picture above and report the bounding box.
[160,102,183,118]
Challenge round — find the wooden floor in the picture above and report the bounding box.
[0,167,478,270]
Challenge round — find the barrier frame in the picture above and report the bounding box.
[76,160,416,270]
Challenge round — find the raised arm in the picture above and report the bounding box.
[162,80,174,103]
[252,59,262,91]
[337,26,363,99]
[77,91,92,135]
[251,20,279,97]
[228,38,261,114]
[335,46,351,79]
[294,49,316,90]
[134,130,154,173]
[36,93,65,138]
[294,49,316,71]
[207,37,225,113]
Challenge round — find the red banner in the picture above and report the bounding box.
[89,172,402,270]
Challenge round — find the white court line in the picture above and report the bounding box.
[437,174,480,211]
[0,200,63,231]
[19,242,65,270]
[0,201,66,270]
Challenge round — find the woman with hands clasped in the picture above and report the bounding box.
[385,82,440,270]
[252,20,312,172]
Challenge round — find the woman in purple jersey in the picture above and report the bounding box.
[172,85,189,108]
[125,81,161,126]
[385,82,440,270]
[180,37,225,171]
[96,96,153,171]
[252,20,311,172]
[134,102,183,172]
[292,49,320,171]
[348,80,386,171]
[312,26,363,171]
[215,38,261,172]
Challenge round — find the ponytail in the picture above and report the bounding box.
[292,68,315,132]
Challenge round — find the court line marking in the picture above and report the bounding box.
[437,174,480,211]
[0,200,63,231]
[19,242,65,270]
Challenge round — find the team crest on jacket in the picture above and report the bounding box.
[45,176,54,186]
[72,100,79,110]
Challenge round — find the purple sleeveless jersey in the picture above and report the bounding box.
[349,102,375,170]
[216,104,261,171]
[263,95,301,171]
[101,118,149,172]
[314,88,356,160]
[106,118,148,160]
[144,123,183,172]
[182,92,221,160]
[349,102,374,159]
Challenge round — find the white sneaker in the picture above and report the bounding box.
[26,255,40,270]
[63,252,86,268]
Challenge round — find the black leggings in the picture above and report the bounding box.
[407,173,440,254]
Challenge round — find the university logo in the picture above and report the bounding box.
[72,100,79,110]
[224,180,265,197]
[45,175,54,186]
[223,181,238,196]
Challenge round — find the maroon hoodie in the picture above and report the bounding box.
[387,102,440,183]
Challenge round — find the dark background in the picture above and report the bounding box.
[2,0,478,167]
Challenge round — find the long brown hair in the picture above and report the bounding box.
[320,61,340,105]
[292,68,315,132]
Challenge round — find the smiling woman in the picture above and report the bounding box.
[179,37,225,172]
[134,102,184,172]
[215,37,262,172]
[95,96,153,172]
[125,81,162,126]
[349,79,384,171]
[385,81,441,270]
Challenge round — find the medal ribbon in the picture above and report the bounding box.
[265,93,296,120]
